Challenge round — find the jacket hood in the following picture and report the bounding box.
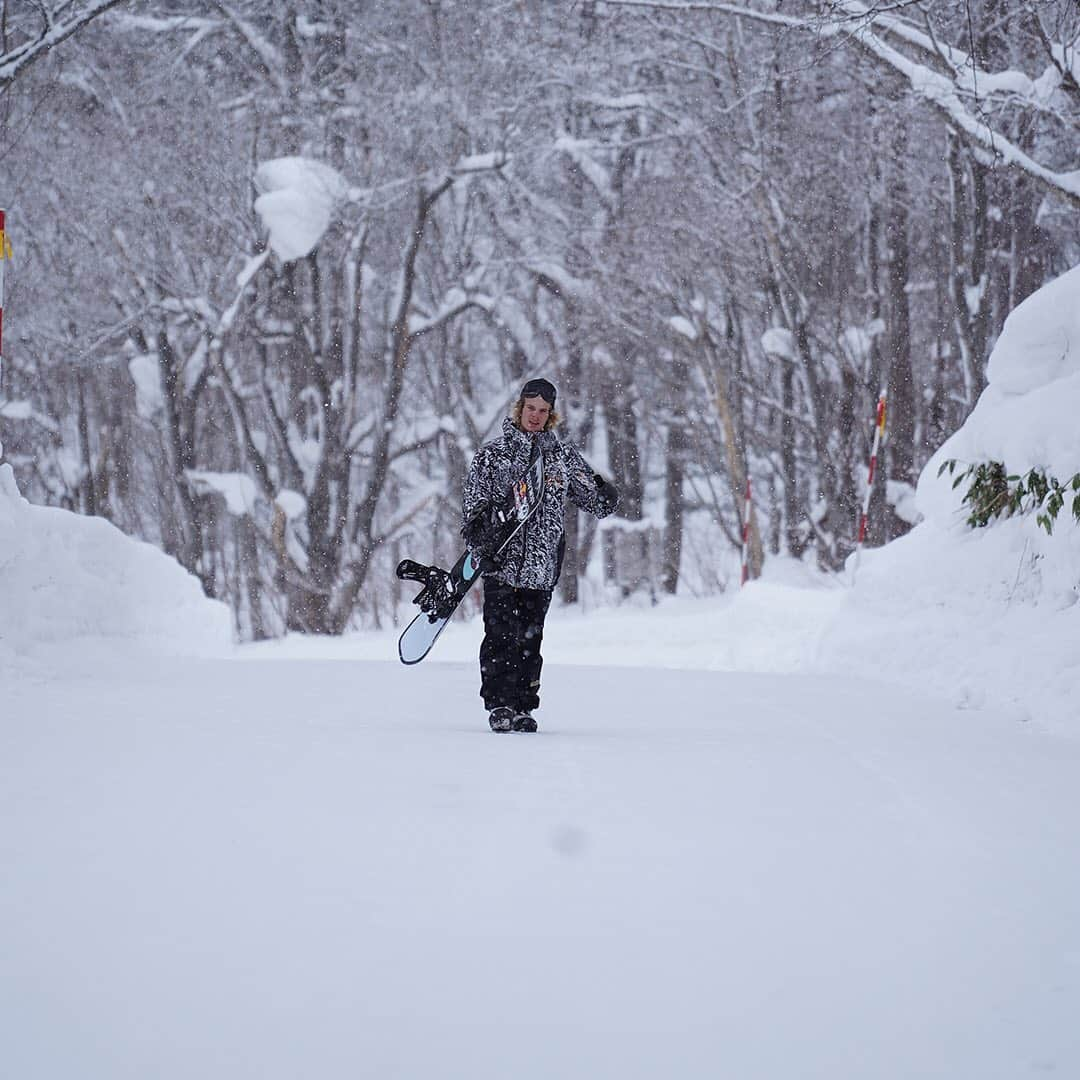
[501,416,558,452]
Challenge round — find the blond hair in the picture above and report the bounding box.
[512,398,560,431]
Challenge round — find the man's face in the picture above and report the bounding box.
[520,395,551,432]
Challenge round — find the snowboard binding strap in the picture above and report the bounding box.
[396,559,459,620]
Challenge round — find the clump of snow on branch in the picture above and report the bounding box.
[669,315,697,341]
[840,320,884,367]
[761,327,796,361]
[0,400,33,421]
[128,354,163,418]
[554,136,615,209]
[186,471,258,517]
[254,157,349,263]
[275,489,307,521]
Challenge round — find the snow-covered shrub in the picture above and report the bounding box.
[940,460,1080,534]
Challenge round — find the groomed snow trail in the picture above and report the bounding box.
[2,654,1078,1079]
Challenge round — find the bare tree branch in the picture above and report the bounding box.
[0,0,129,87]
[606,0,1080,207]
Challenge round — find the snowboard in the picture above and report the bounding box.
[396,449,545,665]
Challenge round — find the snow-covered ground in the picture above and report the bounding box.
[248,522,1077,735]
[3,516,1079,1078]
[2,265,1079,1077]
[4,647,1079,1080]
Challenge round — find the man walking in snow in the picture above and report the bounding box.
[462,378,619,733]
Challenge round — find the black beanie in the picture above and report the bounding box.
[520,378,557,407]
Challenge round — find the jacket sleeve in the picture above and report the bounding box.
[563,442,619,519]
[461,447,497,546]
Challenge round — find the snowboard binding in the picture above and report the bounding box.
[396,558,460,621]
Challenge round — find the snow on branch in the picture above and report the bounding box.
[670,315,699,341]
[490,295,538,357]
[0,399,60,433]
[216,251,271,336]
[1047,37,1080,87]
[185,470,258,517]
[833,2,1080,207]
[450,152,510,176]
[112,13,224,62]
[554,136,617,210]
[604,0,800,28]
[606,0,1080,208]
[254,154,506,265]
[211,2,288,95]
[529,259,590,299]
[113,14,223,35]
[761,327,796,362]
[584,92,654,110]
[0,0,128,87]
[839,3,1075,120]
[407,288,492,338]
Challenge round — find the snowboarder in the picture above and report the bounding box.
[462,377,619,732]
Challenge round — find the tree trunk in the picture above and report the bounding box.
[884,123,916,542]
[330,177,455,631]
[779,358,804,558]
[558,306,586,605]
[601,380,647,598]
[948,137,991,405]
[75,373,97,517]
[661,419,686,594]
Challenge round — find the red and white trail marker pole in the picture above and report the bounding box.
[740,475,753,587]
[852,391,887,583]
[0,208,9,391]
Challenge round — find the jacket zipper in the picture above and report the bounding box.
[516,445,533,580]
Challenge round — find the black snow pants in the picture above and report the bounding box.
[479,577,553,713]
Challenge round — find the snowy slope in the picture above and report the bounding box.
[844,263,1080,728]
[3,651,1078,1080]
[0,460,232,664]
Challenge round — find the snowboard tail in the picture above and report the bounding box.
[396,549,486,664]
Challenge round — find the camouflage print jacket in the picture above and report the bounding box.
[461,417,618,591]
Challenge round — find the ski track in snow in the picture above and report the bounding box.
[2,654,1079,1080]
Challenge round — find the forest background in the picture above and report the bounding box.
[1,0,1077,640]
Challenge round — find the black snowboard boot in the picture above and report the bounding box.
[512,711,537,733]
[488,706,514,733]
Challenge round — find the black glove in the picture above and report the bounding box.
[594,473,619,514]
[462,503,505,564]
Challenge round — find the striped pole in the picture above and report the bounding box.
[0,208,8,390]
[740,474,752,586]
[852,391,887,582]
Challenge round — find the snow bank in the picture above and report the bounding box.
[920,262,1080,516]
[798,266,1080,730]
[821,519,1079,726]
[0,463,232,665]
[827,267,1080,729]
